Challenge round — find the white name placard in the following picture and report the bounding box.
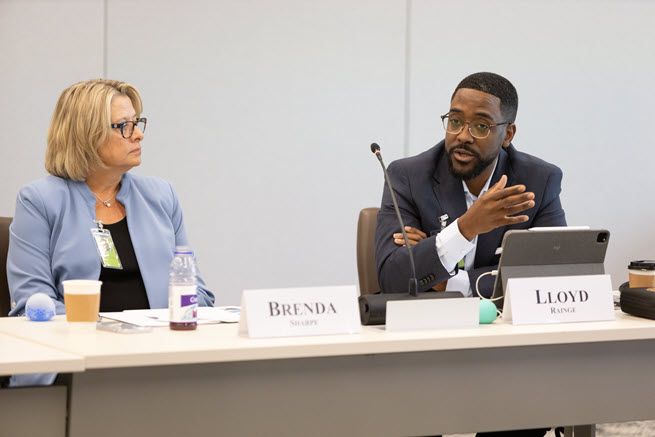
[386,297,479,332]
[238,285,362,338]
[502,274,614,325]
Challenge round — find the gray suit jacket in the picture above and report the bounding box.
[375,141,567,297]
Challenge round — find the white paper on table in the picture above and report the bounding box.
[100,306,241,327]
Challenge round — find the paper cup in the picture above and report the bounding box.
[628,260,655,290]
[63,280,102,323]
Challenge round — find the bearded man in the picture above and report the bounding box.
[375,72,566,299]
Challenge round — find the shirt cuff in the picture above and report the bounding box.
[445,269,472,297]
[435,218,476,272]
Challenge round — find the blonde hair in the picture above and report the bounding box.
[45,79,143,181]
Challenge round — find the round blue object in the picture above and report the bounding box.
[479,299,497,324]
[25,293,56,321]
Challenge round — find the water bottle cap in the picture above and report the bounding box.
[174,246,194,255]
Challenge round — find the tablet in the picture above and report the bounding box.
[490,228,610,308]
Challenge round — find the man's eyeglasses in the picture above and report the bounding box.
[110,117,147,139]
[440,113,510,139]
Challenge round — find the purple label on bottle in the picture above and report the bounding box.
[181,295,198,307]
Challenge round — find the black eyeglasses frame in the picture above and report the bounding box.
[110,117,147,139]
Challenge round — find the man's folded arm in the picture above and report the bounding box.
[374,162,453,293]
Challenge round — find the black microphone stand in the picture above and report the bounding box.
[370,143,418,296]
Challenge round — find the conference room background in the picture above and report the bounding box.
[1,0,652,305]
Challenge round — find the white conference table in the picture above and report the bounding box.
[0,331,83,376]
[0,332,82,437]
[1,312,655,437]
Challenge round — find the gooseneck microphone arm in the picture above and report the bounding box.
[370,143,418,296]
[359,143,463,325]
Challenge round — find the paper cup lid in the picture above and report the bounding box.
[628,260,655,271]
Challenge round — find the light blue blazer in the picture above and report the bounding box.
[7,173,215,316]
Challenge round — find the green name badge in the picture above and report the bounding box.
[90,227,123,270]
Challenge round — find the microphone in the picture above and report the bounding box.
[359,143,462,325]
[370,143,418,296]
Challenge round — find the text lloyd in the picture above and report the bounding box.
[268,302,337,317]
[535,289,589,304]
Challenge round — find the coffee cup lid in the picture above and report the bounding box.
[628,260,655,271]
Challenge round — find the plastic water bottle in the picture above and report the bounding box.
[168,246,198,330]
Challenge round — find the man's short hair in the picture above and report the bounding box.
[452,72,518,122]
[45,79,142,181]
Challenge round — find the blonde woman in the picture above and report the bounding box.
[8,79,214,318]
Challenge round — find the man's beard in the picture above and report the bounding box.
[447,146,498,181]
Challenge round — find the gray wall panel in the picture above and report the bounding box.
[106,0,407,304]
[408,0,655,288]
[1,0,647,304]
[0,0,104,215]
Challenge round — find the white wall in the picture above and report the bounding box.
[408,0,655,289]
[0,0,104,209]
[0,0,406,305]
[1,0,653,303]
